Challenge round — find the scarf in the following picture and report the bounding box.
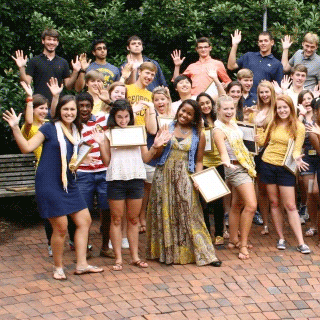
[55,121,80,192]
[215,119,256,178]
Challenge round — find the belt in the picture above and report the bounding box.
[230,160,240,165]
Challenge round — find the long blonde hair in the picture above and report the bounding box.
[256,81,276,127]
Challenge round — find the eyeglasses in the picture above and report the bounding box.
[95,46,107,51]
[197,46,210,50]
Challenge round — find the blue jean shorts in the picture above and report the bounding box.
[260,161,296,187]
[76,170,108,210]
[107,179,144,200]
[300,154,320,176]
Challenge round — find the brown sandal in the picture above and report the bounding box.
[112,262,123,271]
[130,260,148,268]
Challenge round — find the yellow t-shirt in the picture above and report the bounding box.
[126,84,152,126]
[21,123,43,162]
[260,121,305,166]
[92,100,104,115]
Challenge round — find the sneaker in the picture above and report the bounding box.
[224,213,229,227]
[276,239,286,250]
[121,238,130,249]
[69,240,93,252]
[108,240,113,249]
[48,245,53,257]
[299,215,306,224]
[253,211,264,225]
[297,244,311,254]
[302,207,309,221]
[214,236,224,246]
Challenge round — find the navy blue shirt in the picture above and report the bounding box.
[237,52,283,94]
[242,91,257,108]
[120,56,167,92]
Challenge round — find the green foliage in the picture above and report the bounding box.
[1,0,320,153]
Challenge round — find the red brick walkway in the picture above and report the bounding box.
[1,218,320,320]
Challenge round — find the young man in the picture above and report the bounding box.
[75,92,113,258]
[285,64,308,107]
[121,35,167,92]
[281,32,320,90]
[12,29,80,102]
[75,39,121,92]
[236,69,257,108]
[125,61,157,134]
[228,30,283,94]
[172,37,231,96]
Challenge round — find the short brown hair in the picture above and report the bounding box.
[237,68,254,80]
[85,70,104,83]
[196,37,211,47]
[291,64,308,75]
[127,35,143,47]
[139,61,157,73]
[41,28,59,40]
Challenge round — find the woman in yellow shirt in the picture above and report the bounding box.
[258,95,310,254]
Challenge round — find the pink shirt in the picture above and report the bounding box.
[183,57,231,96]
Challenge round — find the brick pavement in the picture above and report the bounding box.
[0,217,320,320]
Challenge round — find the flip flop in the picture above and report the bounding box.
[130,260,148,268]
[74,265,104,275]
[139,225,146,234]
[53,267,67,280]
[112,262,123,271]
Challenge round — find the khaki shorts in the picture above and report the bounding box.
[225,164,253,188]
[144,163,156,184]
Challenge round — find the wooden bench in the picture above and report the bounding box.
[0,154,36,198]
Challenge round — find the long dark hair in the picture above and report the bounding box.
[52,95,82,133]
[196,92,216,127]
[107,99,134,128]
[174,99,202,134]
[226,81,243,121]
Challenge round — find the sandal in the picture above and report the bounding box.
[239,246,250,260]
[53,267,67,280]
[112,262,123,271]
[261,225,269,235]
[223,230,230,239]
[74,265,104,275]
[305,227,317,237]
[130,260,148,268]
[228,241,240,249]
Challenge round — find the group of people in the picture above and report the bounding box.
[4,27,320,280]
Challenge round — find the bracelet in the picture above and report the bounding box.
[26,97,33,102]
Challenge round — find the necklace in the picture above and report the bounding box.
[178,125,190,135]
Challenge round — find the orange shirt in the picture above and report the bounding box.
[183,57,231,96]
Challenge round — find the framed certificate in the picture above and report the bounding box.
[191,167,231,202]
[71,141,93,171]
[109,125,147,147]
[237,121,258,155]
[205,80,218,97]
[204,128,213,152]
[282,139,297,174]
[157,116,174,128]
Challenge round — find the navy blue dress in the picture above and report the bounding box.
[36,122,87,219]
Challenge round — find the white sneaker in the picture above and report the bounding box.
[122,238,130,249]
[302,207,309,221]
[108,240,113,249]
[299,216,306,224]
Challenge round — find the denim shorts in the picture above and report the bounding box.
[300,154,320,176]
[76,170,108,210]
[260,161,296,186]
[107,179,144,200]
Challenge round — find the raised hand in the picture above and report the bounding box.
[171,50,185,67]
[11,50,28,68]
[97,82,110,103]
[71,55,82,72]
[306,123,320,136]
[295,154,309,172]
[153,126,172,147]
[281,35,292,50]
[206,67,218,79]
[312,85,320,99]
[272,81,283,95]
[280,75,292,91]
[47,77,63,97]
[121,61,134,79]
[91,127,106,145]
[132,101,144,114]
[297,104,307,117]
[79,53,91,71]
[2,108,22,128]
[231,29,242,46]
[20,81,33,97]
